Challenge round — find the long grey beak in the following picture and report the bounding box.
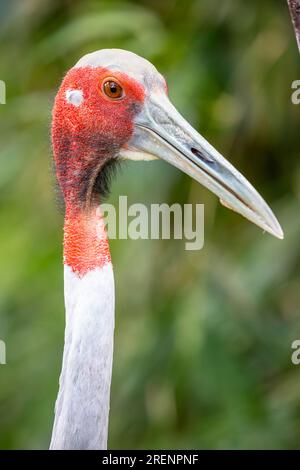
[122,91,283,239]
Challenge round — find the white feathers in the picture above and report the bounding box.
[66,89,84,106]
[74,48,166,90]
[50,263,115,450]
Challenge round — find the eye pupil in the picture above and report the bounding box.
[103,80,123,99]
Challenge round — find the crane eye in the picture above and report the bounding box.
[102,80,124,100]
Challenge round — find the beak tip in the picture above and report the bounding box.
[267,220,284,240]
[274,227,284,240]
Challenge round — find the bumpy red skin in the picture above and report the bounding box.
[52,66,145,276]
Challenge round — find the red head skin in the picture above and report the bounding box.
[52,66,145,275]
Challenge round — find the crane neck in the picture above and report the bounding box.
[63,204,111,276]
[50,204,115,449]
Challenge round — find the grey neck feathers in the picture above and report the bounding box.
[50,263,115,450]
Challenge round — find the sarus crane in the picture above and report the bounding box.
[50,49,283,449]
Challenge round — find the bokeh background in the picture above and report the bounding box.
[0,0,299,449]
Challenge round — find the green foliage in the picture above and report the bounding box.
[0,0,299,449]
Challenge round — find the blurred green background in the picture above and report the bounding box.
[0,0,299,450]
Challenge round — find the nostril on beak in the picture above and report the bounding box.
[191,147,215,165]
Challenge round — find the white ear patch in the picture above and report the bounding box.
[66,89,84,106]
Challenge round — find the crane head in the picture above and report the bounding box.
[52,48,283,239]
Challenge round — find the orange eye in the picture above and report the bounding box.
[102,80,124,100]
